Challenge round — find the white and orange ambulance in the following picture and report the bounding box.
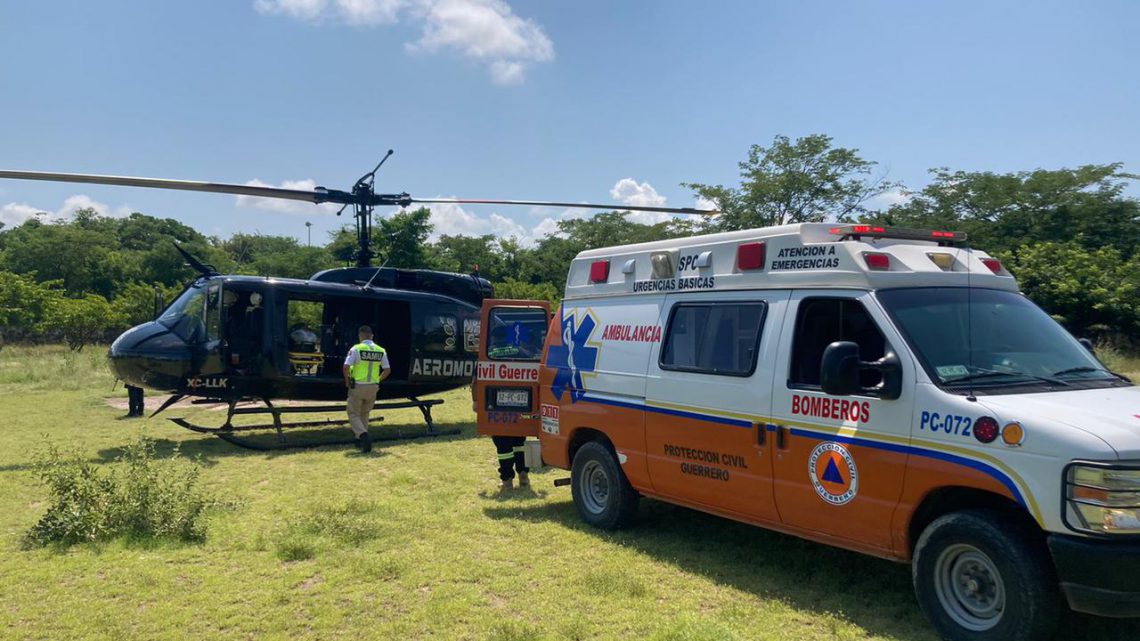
[474,222,1140,641]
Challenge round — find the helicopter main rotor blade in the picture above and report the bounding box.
[0,170,353,205]
[409,198,717,216]
[0,170,717,214]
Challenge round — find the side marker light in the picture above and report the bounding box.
[974,417,1000,444]
[1001,422,1025,446]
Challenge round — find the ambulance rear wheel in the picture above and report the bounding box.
[571,441,639,530]
[913,510,1060,641]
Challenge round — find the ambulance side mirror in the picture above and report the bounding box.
[868,351,903,401]
[1078,337,1095,354]
[821,341,860,396]
[821,342,903,401]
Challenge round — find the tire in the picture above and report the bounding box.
[570,440,639,530]
[912,509,1062,641]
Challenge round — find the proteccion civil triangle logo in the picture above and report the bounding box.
[546,310,599,403]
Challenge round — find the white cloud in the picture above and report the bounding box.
[529,216,561,239]
[254,0,553,84]
[0,202,44,227]
[0,195,131,227]
[59,194,132,219]
[336,0,406,24]
[234,179,340,214]
[409,0,553,85]
[254,0,404,23]
[609,177,674,225]
[871,188,911,208]
[695,195,718,211]
[403,200,560,245]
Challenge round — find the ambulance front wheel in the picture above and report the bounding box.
[571,440,639,530]
[913,509,1061,641]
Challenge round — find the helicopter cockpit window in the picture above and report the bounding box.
[159,283,207,342]
[487,308,548,361]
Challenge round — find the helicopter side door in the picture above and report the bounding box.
[475,299,551,438]
[199,282,226,376]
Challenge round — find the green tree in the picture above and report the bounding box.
[492,278,560,306]
[869,164,1140,257]
[514,212,688,293]
[431,234,504,279]
[1002,242,1140,338]
[113,282,183,326]
[377,207,433,268]
[327,225,363,265]
[685,134,896,231]
[46,295,128,352]
[0,212,127,297]
[0,271,62,344]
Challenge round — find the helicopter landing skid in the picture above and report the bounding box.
[168,397,456,451]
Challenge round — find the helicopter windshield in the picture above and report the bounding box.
[159,283,207,342]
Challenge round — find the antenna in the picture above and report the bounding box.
[361,252,392,290]
[362,266,384,290]
[965,245,976,402]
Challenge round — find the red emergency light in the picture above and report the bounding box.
[736,242,766,270]
[589,260,610,283]
[830,225,968,244]
[863,252,891,271]
[981,258,1003,274]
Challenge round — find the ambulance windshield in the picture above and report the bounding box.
[878,288,1123,393]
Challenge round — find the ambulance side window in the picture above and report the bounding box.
[660,302,766,376]
[790,298,886,388]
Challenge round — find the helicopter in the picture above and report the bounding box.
[0,153,709,449]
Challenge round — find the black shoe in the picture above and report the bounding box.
[358,431,372,453]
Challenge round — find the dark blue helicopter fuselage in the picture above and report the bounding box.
[109,268,491,403]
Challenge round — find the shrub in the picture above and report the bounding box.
[24,436,213,548]
[44,294,128,352]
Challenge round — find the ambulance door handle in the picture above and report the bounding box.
[755,423,765,446]
[776,425,789,450]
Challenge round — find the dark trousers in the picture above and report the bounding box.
[492,436,528,481]
[127,386,145,417]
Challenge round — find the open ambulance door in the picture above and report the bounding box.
[474,299,551,438]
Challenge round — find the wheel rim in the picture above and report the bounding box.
[933,543,1006,631]
[579,459,610,515]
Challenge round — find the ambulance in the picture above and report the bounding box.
[474,222,1140,641]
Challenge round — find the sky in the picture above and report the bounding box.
[1,0,1137,246]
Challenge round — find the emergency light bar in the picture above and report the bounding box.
[829,225,968,245]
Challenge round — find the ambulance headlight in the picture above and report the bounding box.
[1065,463,1140,534]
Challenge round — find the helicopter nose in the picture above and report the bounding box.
[108,322,192,390]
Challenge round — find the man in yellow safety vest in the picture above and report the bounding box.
[342,325,391,452]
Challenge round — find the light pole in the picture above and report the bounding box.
[305,221,312,247]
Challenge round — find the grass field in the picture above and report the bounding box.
[1,345,1138,641]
